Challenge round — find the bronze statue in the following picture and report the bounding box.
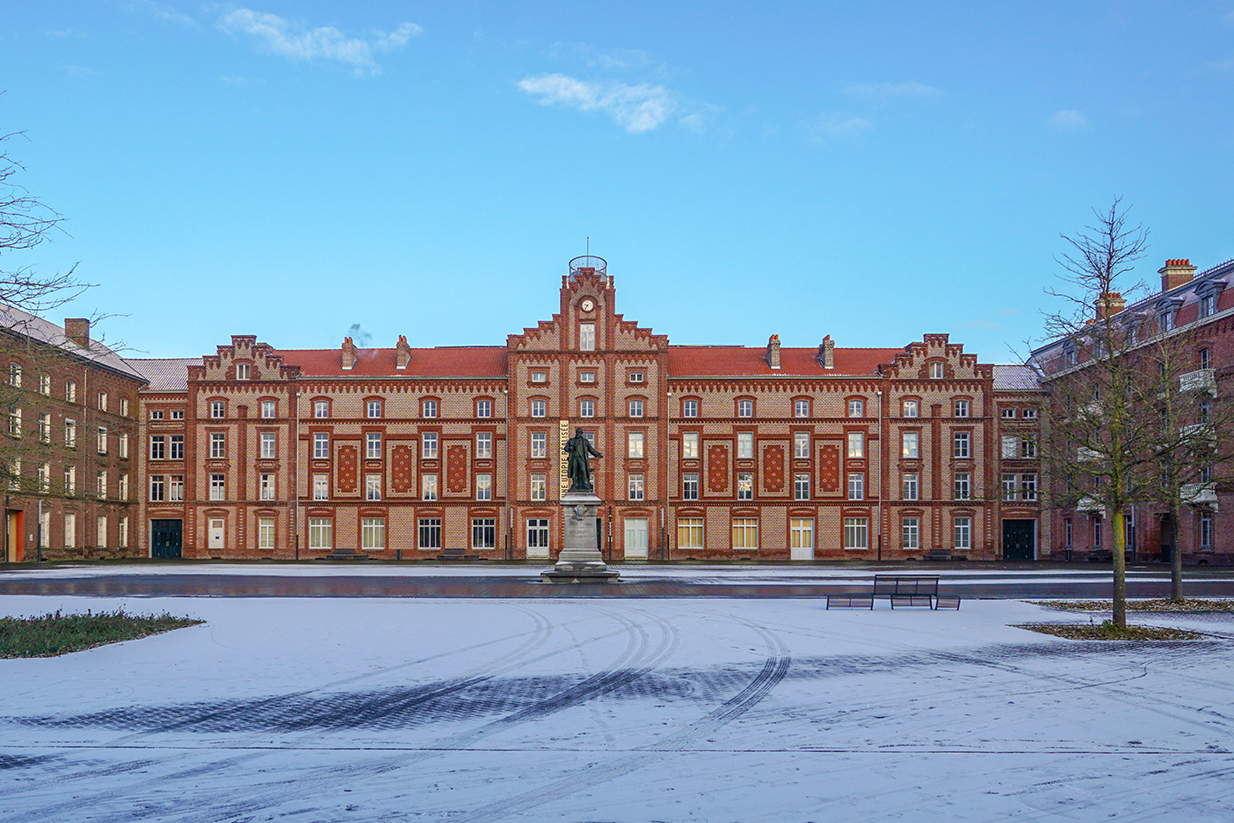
[564,427,603,492]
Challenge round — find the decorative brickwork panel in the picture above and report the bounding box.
[337,445,357,493]
[819,443,840,494]
[707,444,729,493]
[447,445,468,493]
[391,445,415,494]
[762,444,785,493]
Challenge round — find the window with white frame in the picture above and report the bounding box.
[313,474,328,500]
[309,518,332,551]
[678,517,703,549]
[169,435,182,460]
[63,466,75,495]
[902,399,918,418]
[902,472,919,501]
[683,472,699,500]
[421,432,437,459]
[119,515,128,548]
[738,472,753,500]
[531,370,547,383]
[954,399,970,418]
[37,463,48,491]
[7,408,18,437]
[848,472,864,500]
[1020,473,1037,501]
[210,432,225,459]
[527,518,550,554]
[531,473,547,501]
[7,364,18,387]
[366,473,382,501]
[579,323,596,351]
[579,370,595,384]
[7,458,16,491]
[119,473,128,500]
[475,432,491,459]
[472,517,496,549]
[260,473,276,501]
[530,398,546,417]
[628,431,645,458]
[64,513,75,548]
[847,431,864,458]
[629,398,644,417]
[795,398,811,418]
[119,434,129,458]
[794,432,810,458]
[209,473,225,501]
[235,362,250,380]
[65,380,76,403]
[629,370,644,384]
[737,431,754,459]
[1002,472,1017,500]
[530,431,547,459]
[1022,408,1037,419]
[1201,513,1214,549]
[844,518,868,550]
[358,517,384,551]
[314,400,329,418]
[149,475,165,501]
[38,373,49,395]
[169,475,183,501]
[682,431,699,459]
[1020,438,1037,458]
[258,518,275,550]
[421,473,438,500]
[848,398,864,417]
[476,399,491,418]
[150,409,164,421]
[365,431,383,459]
[902,517,920,550]
[1001,407,1016,419]
[37,413,49,442]
[732,518,758,550]
[419,518,442,551]
[683,398,699,418]
[929,361,945,379]
[953,472,971,500]
[210,399,224,418]
[476,473,492,501]
[96,470,107,499]
[368,399,383,419]
[170,409,184,420]
[954,517,972,550]
[795,473,810,500]
[261,400,276,419]
[628,473,644,501]
[579,399,595,417]
[953,431,970,459]
[261,432,277,459]
[1001,436,1017,459]
[737,399,754,417]
[422,399,437,418]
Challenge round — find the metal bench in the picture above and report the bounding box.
[826,594,875,610]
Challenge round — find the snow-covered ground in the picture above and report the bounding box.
[2,595,1232,822]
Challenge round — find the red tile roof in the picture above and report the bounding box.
[281,347,508,378]
[667,346,900,377]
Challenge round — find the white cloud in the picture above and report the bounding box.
[1047,109,1090,132]
[218,9,421,75]
[125,0,199,28]
[842,81,944,99]
[517,73,677,133]
[805,111,873,142]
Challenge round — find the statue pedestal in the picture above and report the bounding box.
[541,491,620,584]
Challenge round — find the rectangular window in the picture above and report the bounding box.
[579,370,595,383]
[64,513,75,548]
[309,518,332,551]
[629,398,644,418]
[8,408,19,438]
[1020,473,1037,501]
[531,399,546,417]
[527,518,550,553]
[65,380,76,403]
[1022,408,1037,419]
[313,432,329,459]
[954,399,970,418]
[531,370,547,383]
[362,518,386,551]
[848,472,864,500]
[418,432,439,459]
[97,426,107,454]
[421,474,438,501]
[96,470,107,498]
[119,434,129,459]
[953,431,971,459]
[260,473,276,501]
[38,373,49,395]
[844,518,869,550]
[628,431,645,458]
[422,399,437,418]
[261,400,276,418]
[737,432,753,459]
[629,370,644,384]
[210,400,224,418]
[476,432,493,459]
[98,391,108,411]
[794,473,810,500]
[476,473,492,501]
[902,399,918,418]
[579,323,596,351]
[1201,513,1213,550]
[929,362,945,379]
[210,432,225,459]
[63,466,75,495]
[37,463,48,491]
[683,399,698,418]
[360,432,379,459]
[476,399,491,418]
[119,473,129,501]
[472,517,496,549]
[902,517,920,550]
[1001,436,1017,459]
[64,419,76,448]
[1020,438,1037,459]
[531,431,547,459]
[738,472,754,500]
[954,517,972,550]
[261,432,277,459]
[419,518,442,551]
[235,363,249,380]
[732,518,758,550]
[579,399,595,417]
[169,475,183,502]
[737,399,754,417]
[794,432,810,459]
[37,413,49,443]
[847,431,865,458]
[149,475,165,501]
[1002,472,1017,500]
[902,472,919,501]
[683,472,699,500]
[953,472,971,500]
[682,431,699,459]
[314,400,329,418]
[210,474,225,501]
[7,363,19,387]
[795,399,811,418]
[365,473,382,501]
[150,435,165,460]
[258,517,275,550]
[313,474,328,500]
[1001,408,1016,419]
[368,399,384,419]
[531,473,547,501]
[678,517,703,549]
[169,435,183,460]
[628,473,644,501]
[171,409,184,420]
[848,398,864,417]
[119,515,128,548]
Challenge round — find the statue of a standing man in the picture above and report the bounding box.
[564,427,603,493]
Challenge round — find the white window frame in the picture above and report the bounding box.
[309,518,332,551]
[902,399,919,418]
[737,398,754,418]
[260,473,276,501]
[628,431,645,459]
[843,517,868,550]
[530,431,547,459]
[530,399,547,418]
[475,432,491,459]
[313,474,328,501]
[794,473,810,500]
[367,399,383,419]
[421,473,438,501]
[210,432,225,459]
[848,398,864,417]
[737,472,754,501]
[732,517,758,550]
[737,431,754,459]
[476,399,491,418]
[795,399,811,418]
[682,472,699,500]
[847,431,864,458]
[678,517,703,550]
[419,518,442,551]
[848,472,864,500]
[258,517,276,550]
[261,432,277,459]
[683,399,699,418]
[366,473,382,501]
[681,431,699,459]
[421,432,437,459]
[794,432,809,458]
[314,400,329,418]
[579,323,596,352]
[531,473,547,501]
[902,517,920,550]
[953,431,971,459]
[476,473,492,501]
[579,399,595,417]
[261,400,276,419]
[902,472,919,501]
[209,473,225,501]
[628,473,644,501]
[954,517,972,551]
[629,398,644,418]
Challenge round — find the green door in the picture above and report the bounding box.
[151,519,182,559]
[1002,519,1036,560]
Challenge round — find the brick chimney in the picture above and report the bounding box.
[395,335,412,370]
[819,335,835,369]
[64,318,90,348]
[341,337,358,370]
[1095,292,1126,320]
[766,334,781,369]
[1160,259,1196,292]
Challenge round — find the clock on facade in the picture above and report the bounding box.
[581,299,595,312]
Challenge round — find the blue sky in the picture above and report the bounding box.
[4,1,1233,361]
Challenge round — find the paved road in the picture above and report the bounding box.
[3,563,1234,599]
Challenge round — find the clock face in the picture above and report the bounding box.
[581,299,595,312]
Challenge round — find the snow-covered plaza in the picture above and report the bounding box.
[2,579,1233,822]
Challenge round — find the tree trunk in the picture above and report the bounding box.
[1111,509,1127,628]
[1170,499,1184,601]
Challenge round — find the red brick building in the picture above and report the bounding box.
[124,257,1043,562]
